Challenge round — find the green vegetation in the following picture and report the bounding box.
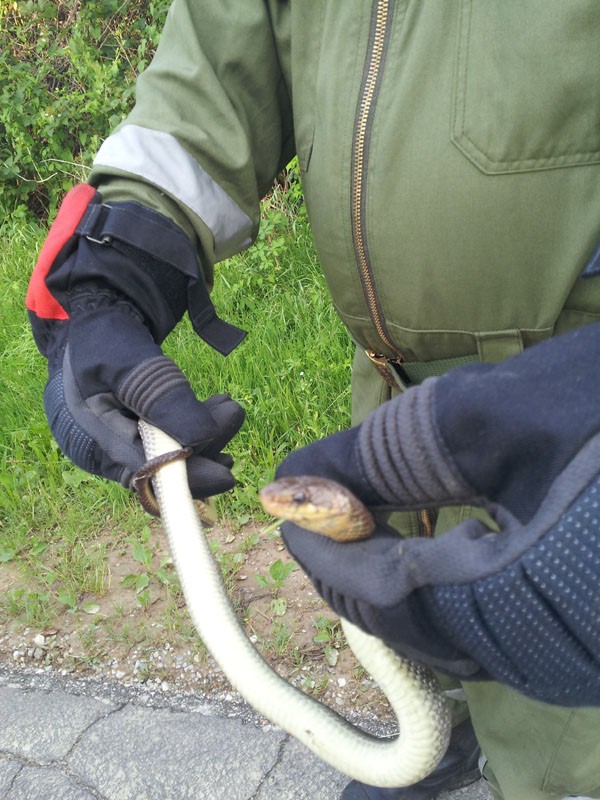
[0,190,353,631]
[1,0,171,219]
[0,2,357,686]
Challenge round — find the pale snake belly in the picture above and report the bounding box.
[136,421,451,787]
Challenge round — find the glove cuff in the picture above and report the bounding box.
[358,377,473,507]
[28,186,246,355]
[73,198,246,353]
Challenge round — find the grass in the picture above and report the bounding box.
[0,186,354,634]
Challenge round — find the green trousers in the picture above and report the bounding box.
[351,348,600,800]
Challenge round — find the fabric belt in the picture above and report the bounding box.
[366,349,479,390]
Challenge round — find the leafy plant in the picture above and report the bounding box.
[313,615,344,667]
[121,525,176,608]
[255,558,297,596]
[0,0,171,219]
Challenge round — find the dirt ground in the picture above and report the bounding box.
[0,516,394,722]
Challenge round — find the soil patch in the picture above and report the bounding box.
[0,518,393,721]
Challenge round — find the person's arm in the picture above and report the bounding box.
[27,1,294,498]
[279,322,600,706]
[91,0,294,263]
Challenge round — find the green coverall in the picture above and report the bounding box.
[89,2,600,797]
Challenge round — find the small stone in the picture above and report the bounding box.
[33,634,46,647]
[33,648,44,660]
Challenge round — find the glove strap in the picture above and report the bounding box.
[76,199,246,356]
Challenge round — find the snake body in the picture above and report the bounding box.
[137,422,451,787]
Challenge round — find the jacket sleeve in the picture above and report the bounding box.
[89,0,295,268]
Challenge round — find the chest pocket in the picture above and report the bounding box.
[452,0,600,174]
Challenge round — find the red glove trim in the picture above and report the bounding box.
[26,184,96,320]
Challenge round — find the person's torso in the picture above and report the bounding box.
[284,0,600,363]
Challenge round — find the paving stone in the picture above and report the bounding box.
[0,755,22,794]
[0,669,492,800]
[69,704,286,800]
[256,736,349,799]
[256,735,492,800]
[6,766,98,800]
[0,686,117,763]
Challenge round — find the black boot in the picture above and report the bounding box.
[340,718,481,800]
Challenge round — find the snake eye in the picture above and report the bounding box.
[292,490,307,505]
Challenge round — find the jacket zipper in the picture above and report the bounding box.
[351,0,403,361]
[351,1,434,538]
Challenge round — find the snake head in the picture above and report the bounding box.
[259,476,374,542]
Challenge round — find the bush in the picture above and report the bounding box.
[0,0,171,220]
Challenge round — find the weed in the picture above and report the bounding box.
[209,539,246,592]
[313,615,345,667]
[268,619,294,658]
[238,531,260,553]
[4,588,55,628]
[255,559,297,596]
[270,597,288,617]
[301,673,330,697]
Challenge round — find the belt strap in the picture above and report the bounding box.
[366,328,526,390]
[366,349,479,390]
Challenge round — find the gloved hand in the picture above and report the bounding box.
[279,323,600,705]
[27,186,246,500]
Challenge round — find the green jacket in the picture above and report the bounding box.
[91,0,600,368]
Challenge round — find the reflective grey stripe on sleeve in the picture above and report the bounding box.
[93,124,253,261]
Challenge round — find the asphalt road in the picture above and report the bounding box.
[0,665,492,800]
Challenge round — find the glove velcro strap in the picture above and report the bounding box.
[77,200,246,356]
[77,200,197,274]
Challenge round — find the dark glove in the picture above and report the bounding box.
[27,186,246,499]
[279,323,600,706]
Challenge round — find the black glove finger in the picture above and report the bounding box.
[68,304,223,450]
[275,428,384,506]
[59,341,242,497]
[211,451,234,470]
[186,453,236,498]
[281,519,406,607]
[200,394,246,456]
[116,354,223,448]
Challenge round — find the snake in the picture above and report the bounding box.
[136,421,451,788]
